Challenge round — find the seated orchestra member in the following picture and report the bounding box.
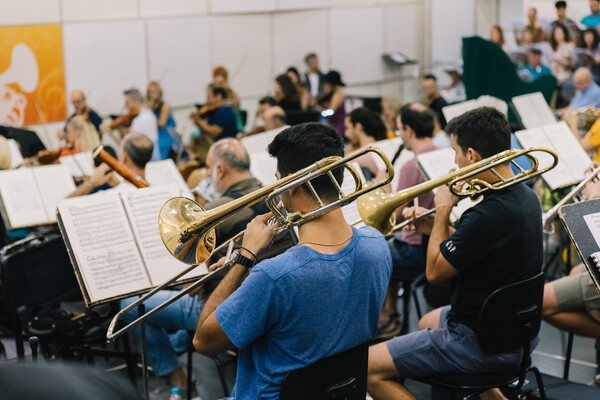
[193,122,392,398]
[190,85,238,141]
[377,103,438,339]
[344,107,388,179]
[59,115,101,158]
[367,107,543,400]
[274,74,301,112]
[120,138,269,392]
[101,88,161,161]
[146,81,175,160]
[422,74,447,130]
[68,89,102,132]
[262,106,287,132]
[542,170,600,383]
[67,133,153,197]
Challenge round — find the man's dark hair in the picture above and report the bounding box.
[529,48,542,56]
[349,107,387,141]
[555,1,566,9]
[304,53,317,64]
[445,107,510,158]
[399,104,434,139]
[123,88,143,103]
[123,133,153,169]
[212,140,250,172]
[423,74,437,81]
[259,96,277,106]
[268,122,343,202]
[208,84,227,99]
[275,74,299,102]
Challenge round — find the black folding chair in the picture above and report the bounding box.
[415,272,547,400]
[279,342,368,400]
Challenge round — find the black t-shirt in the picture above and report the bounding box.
[440,183,542,331]
[429,97,448,129]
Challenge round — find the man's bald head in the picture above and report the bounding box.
[121,133,154,169]
[263,106,286,130]
[210,139,250,172]
[70,90,87,113]
[574,67,594,93]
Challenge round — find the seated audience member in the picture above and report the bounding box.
[367,107,543,400]
[422,74,448,130]
[376,103,438,339]
[193,122,391,397]
[523,7,545,43]
[569,67,600,109]
[101,88,161,161]
[67,133,153,197]
[262,106,287,132]
[522,48,553,81]
[344,107,388,179]
[576,28,600,82]
[552,1,580,41]
[60,115,101,157]
[549,24,576,86]
[490,25,510,53]
[381,96,403,135]
[190,85,238,141]
[582,0,600,29]
[146,81,175,160]
[274,74,301,112]
[320,70,347,137]
[120,139,269,392]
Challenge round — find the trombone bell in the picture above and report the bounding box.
[158,197,216,264]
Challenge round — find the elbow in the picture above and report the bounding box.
[192,331,219,357]
[426,268,444,285]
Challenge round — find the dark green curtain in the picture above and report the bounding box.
[462,36,557,124]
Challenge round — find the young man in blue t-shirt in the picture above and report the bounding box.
[367,108,543,400]
[191,85,238,141]
[193,122,392,399]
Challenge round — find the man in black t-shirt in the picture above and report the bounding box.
[367,107,543,400]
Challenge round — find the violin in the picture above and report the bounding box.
[178,159,201,181]
[36,149,62,165]
[109,111,138,130]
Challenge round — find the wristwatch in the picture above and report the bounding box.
[231,250,256,270]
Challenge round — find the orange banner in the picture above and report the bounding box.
[0,24,66,127]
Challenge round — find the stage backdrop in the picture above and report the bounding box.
[0,24,66,127]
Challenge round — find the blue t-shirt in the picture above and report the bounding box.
[582,14,600,29]
[524,64,552,80]
[208,105,238,141]
[216,226,391,399]
[569,82,600,108]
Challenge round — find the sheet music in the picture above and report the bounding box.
[60,151,94,177]
[512,92,556,129]
[250,152,277,186]
[370,137,403,171]
[442,100,479,123]
[32,165,76,222]
[7,139,24,169]
[341,162,366,226]
[515,123,590,190]
[120,185,207,285]
[417,148,457,180]
[57,192,150,302]
[146,159,193,198]
[583,211,600,248]
[0,169,48,228]
[241,127,284,155]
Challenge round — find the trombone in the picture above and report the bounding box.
[356,147,559,236]
[542,165,600,234]
[106,146,394,340]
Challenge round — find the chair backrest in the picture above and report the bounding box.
[279,342,368,400]
[477,272,544,354]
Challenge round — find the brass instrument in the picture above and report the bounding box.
[357,147,559,236]
[542,166,600,234]
[106,146,394,340]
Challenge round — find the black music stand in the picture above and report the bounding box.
[558,199,600,291]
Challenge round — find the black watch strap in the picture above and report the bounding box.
[232,250,256,270]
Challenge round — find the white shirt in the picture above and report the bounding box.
[131,108,160,161]
[307,73,320,97]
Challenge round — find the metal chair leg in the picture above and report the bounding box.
[187,350,193,400]
[529,366,547,400]
[563,332,574,380]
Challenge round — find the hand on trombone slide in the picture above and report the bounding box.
[402,206,435,235]
[241,211,280,258]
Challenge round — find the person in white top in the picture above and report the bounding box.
[102,88,161,161]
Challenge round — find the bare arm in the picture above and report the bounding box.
[157,102,170,129]
[196,118,223,139]
[328,89,345,111]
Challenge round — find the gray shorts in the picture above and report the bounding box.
[386,306,535,378]
[554,272,600,312]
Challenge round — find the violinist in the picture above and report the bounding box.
[56,90,102,141]
[189,85,238,141]
[59,116,101,158]
[101,88,161,161]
